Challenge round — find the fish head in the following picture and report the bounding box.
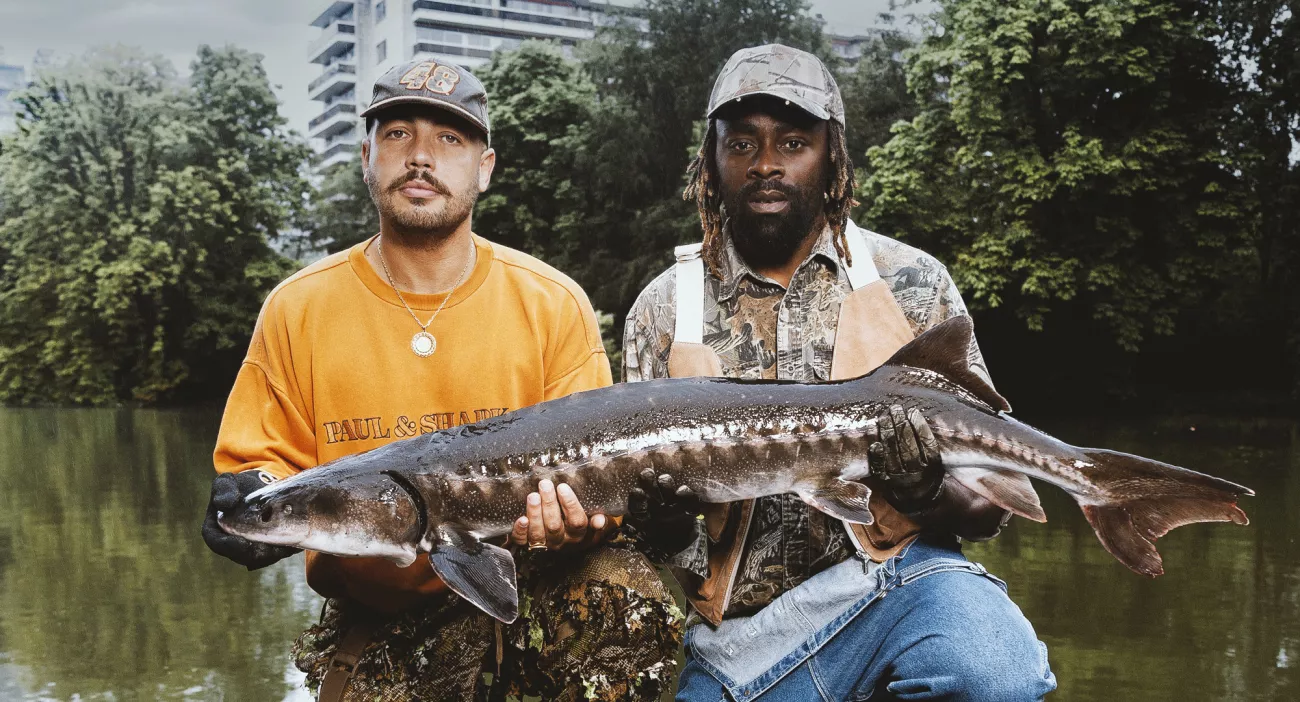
[217,469,425,566]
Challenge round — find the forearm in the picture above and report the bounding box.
[305,552,447,613]
[901,475,1010,542]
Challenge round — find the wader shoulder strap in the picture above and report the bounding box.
[669,241,728,538]
[834,221,923,561]
[841,222,881,291]
[317,617,377,702]
[673,243,705,344]
[667,243,722,379]
[665,243,742,622]
[831,222,913,377]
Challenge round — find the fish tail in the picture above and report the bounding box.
[1076,449,1252,577]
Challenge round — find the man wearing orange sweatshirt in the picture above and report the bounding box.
[200,58,681,701]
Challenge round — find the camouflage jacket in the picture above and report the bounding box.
[622,225,985,617]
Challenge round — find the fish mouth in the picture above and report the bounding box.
[382,470,429,545]
[216,493,305,543]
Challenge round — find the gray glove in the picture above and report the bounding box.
[201,470,301,570]
[868,404,944,513]
[624,468,703,561]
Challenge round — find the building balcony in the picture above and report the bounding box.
[309,18,358,64]
[309,61,357,102]
[311,1,355,27]
[501,0,594,28]
[317,139,358,169]
[412,43,495,62]
[412,0,595,41]
[309,101,357,139]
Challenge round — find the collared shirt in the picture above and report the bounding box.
[623,226,984,617]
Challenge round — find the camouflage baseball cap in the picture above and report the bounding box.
[361,57,491,143]
[706,44,844,125]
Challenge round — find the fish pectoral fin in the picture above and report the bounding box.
[797,480,875,525]
[428,522,520,624]
[947,466,1046,523]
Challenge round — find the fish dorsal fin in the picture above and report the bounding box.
[882,316,1012,413]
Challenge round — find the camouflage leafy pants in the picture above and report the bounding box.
[293,545,683,701]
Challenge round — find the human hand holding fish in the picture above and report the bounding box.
[624,468,705,560]
[202,470,300,570]
[216,317,1253,624]
[507,478,615,551]
[864,404,943,508]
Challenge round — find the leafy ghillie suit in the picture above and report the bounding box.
[294,545,683,701]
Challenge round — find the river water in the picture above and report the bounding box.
[0,408,1294,700]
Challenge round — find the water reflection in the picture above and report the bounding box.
[0,409,1295,700]
[0,408,319,700]
[965,416,1300,701]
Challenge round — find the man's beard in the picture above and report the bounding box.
[724,178,825,271]
[368,168,478,239]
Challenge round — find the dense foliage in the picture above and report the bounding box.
[299,148,377,255]
[474,42,598,258]
[860,0,1298,406]
[1212,0,1300,401]
[866,0,1248,346]
[0,46,308,405]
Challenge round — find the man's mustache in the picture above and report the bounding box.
[388,171,452,197]
[737,179,798,202]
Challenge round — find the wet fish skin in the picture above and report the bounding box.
[219,317,1253,623]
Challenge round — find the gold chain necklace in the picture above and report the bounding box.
[376,236,474,358]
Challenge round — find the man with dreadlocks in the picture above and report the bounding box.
[622,45,1058,700]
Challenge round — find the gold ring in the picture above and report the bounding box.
[528,543,548,551]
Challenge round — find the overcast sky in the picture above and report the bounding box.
[0,0,904,138]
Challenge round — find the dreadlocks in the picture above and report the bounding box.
[683,118,859,279]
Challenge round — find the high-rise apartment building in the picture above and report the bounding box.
[830,34,870,65]
[307,0,644,169]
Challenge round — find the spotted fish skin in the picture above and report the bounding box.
[397,374,896,542]
[220,317,1254,623]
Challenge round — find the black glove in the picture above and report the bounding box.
[201,470,301,570]
[868,404,944,513]
[624,468,704,561]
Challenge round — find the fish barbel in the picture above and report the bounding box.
[219,317,1253,623]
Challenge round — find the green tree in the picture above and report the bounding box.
[302,148,377,254]
[0,46,309,405]
[838,29,919,174]
[862,0,1254,359]
[474,41,598,258]
[1212,0,1300,397]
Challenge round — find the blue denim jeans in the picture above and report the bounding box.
[676,536,1056,701]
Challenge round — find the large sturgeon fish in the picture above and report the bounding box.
[219,317,1252,623]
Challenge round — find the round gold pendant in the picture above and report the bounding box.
[411,331,436,357]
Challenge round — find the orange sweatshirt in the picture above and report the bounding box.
[213,234,612,612]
